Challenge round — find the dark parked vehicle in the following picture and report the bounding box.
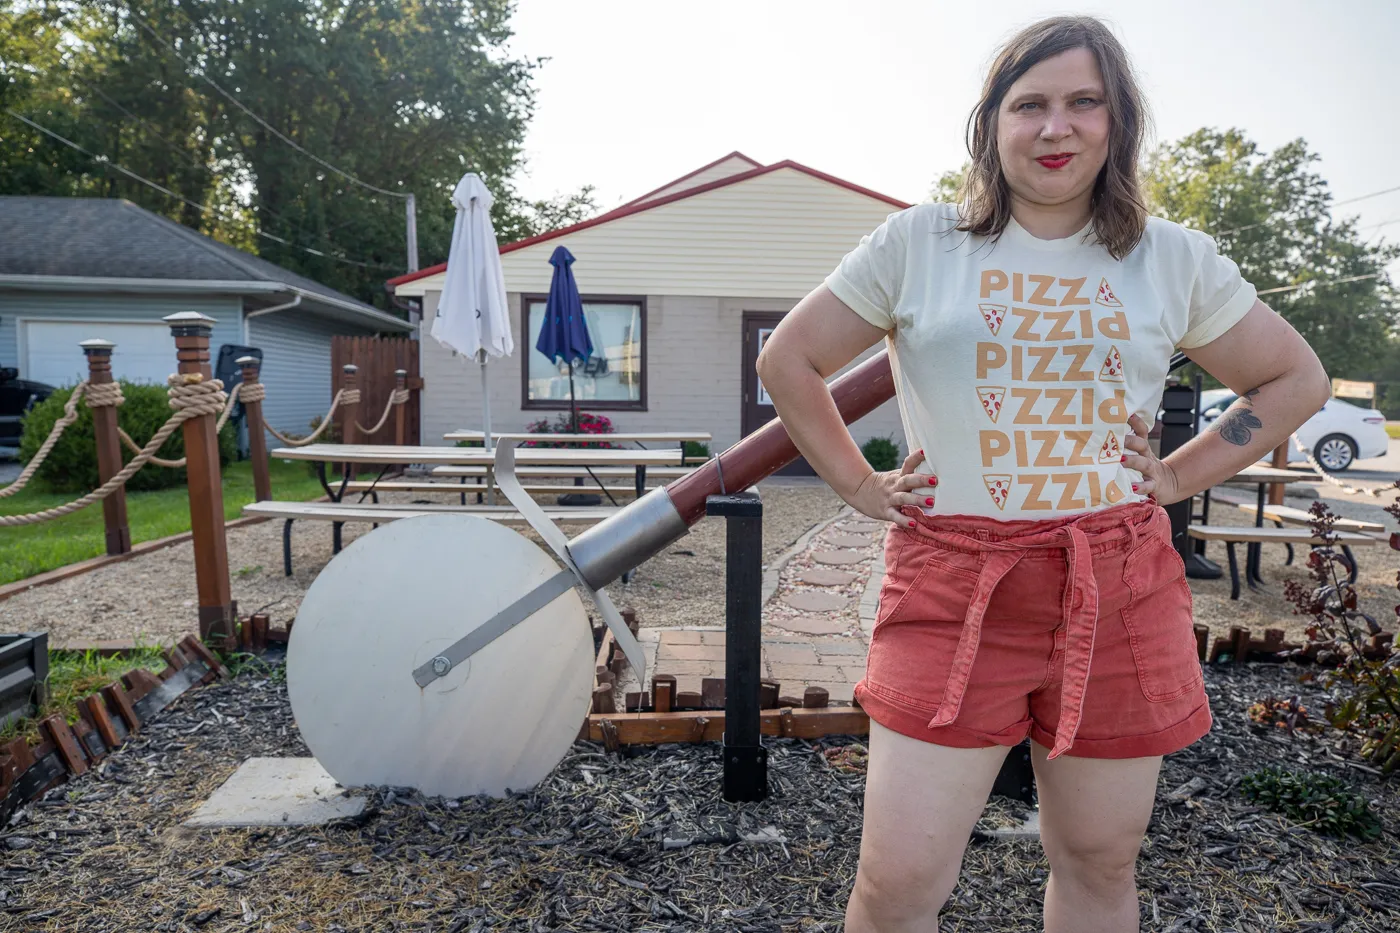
[0,368,55,449]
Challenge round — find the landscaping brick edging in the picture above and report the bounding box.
[0,635,229,824]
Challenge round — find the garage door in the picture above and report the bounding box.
[24,320,174,387]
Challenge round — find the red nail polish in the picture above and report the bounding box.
[925,497,934,505]
[1120,455,1127,463]
[1132,483,1140,491]
[928,477,938,486]
[908,520,915,527]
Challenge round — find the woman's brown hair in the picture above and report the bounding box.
[957,16,1150,259]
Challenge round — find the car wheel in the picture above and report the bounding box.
[1314,433,1357,472]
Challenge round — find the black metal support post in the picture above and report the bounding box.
[1159,383,1221,579]
[707,490,768,803]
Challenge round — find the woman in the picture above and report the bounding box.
[755,15,1329,933]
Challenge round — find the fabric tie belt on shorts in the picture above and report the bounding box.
[907,515,1142,760]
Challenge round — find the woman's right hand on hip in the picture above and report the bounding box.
[846,448,937,525]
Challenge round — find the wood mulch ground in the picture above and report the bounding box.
[2,658,1397,931]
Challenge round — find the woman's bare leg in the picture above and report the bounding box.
[1031,740,1163,933]
[844,720,1012,932]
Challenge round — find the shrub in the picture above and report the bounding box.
[1283,495,1400,772]
[682,440,711,462]
[523,411,615,449]
[19,381,235,493]
[861,436,900,472]
[1240,767,1382,840]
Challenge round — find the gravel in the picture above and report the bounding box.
[0,479,848,644]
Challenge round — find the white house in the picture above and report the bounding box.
[386,152,911,472]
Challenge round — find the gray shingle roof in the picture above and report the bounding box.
[0,196,393,319]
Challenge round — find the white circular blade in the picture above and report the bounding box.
[287,513,594,798]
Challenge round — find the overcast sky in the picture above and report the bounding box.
[502,0,1398,254]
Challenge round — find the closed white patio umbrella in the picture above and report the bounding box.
[431,172,512,450]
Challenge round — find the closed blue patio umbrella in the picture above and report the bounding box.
[535,246,593,432]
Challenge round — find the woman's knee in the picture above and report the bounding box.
[849,854,958,928]
[1044,834,1141,893]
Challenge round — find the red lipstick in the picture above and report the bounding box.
[1036,153,1074,169]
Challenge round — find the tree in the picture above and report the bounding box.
[929,164,966,204]
[1145,129,1400,386]
[1,0,597,305]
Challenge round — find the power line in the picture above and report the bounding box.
[1214,183,1400,237]
[123,4,409,200]
[6,108,399,272]
[1254,270,1383,295]
[69,75,384,260]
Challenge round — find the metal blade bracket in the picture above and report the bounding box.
[410,568,576,687]
[494,443,648,685]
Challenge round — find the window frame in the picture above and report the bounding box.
[519,293,648,412]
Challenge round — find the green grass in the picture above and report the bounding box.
[0,459,328,585]
[1386,423,1400,439]
[0,646,167,745]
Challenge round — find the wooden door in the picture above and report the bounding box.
[741,312,814,477]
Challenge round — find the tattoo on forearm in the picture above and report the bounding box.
[1210,388,1263,447]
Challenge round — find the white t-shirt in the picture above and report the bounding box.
[825,203,1257,520]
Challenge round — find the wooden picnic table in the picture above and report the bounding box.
[270,443,685,545]
[445,429,712,446]
[1197,463,1322,590]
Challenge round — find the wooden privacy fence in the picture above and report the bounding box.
[331,335,422,448]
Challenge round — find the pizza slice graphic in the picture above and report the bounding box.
[1098,431,1122,464]
[978,303,1007,337]
[983,474,1012,511]
[1095,277,1122,307]
[976,386,1006,423]
[1099,345,1125,382]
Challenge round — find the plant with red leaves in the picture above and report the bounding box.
[1282,490,1400,771]
[521,412,615,449]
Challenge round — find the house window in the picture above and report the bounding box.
[522,296,645,411]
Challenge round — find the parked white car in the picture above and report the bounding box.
[1197,388,1388,471]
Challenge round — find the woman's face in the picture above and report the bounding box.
[995,47,1110,212]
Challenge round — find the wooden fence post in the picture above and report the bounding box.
[237,356,272,502]
[163,312,234,643]
[341,363,359,477]
[80,339,131,556]
[394,368,407,447]
[1269,443,1289,505]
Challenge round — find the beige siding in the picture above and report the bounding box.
[395,166,901,299]
[629,154,761,205]
[419,289,906,463]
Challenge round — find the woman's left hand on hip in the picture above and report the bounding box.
[1122,413,1182,505]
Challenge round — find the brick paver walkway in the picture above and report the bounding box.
[620,507,888,705]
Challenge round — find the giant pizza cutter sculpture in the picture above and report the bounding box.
[287,352,897,797]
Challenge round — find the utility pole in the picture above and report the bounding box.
[405,193,420,273]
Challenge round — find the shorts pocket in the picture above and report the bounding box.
[1119,528,1202,703]
[876,544,983,630]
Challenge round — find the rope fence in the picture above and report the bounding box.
[260,386,353,447]
[1,351,414,534]
[355,388,411,436]
[0,375,226,526]
[1289,432,1389,498]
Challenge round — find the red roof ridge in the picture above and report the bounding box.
[385,157,911,289]
[611,150,763,210]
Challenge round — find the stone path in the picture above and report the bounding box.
[620,506,887,705]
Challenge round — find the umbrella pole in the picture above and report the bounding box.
[478,349,492,453]
[567,359,579,433]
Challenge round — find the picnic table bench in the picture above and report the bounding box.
[1187,525,1380,599]
[243,500,618,576]
[341,478,666,504]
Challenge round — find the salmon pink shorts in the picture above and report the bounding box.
[854,501,1212,760]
